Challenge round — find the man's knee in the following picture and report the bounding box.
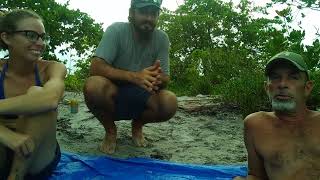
[83,76,118,112]
[84,76,106,95]
[157,90,178,121]
[84,76,117,101]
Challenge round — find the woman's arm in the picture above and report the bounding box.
[0,61,66,115]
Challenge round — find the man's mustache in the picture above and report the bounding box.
[142,21,155,27]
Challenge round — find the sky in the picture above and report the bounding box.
[55,0,185,29]
[53,0,320,45]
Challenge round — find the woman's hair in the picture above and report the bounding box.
[0,9,42,50]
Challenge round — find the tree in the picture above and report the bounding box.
[271,0,320,11]
[0,0,103,61]
[158,0,286,86]
[158,0,320,115]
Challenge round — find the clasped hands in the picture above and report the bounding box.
[132,60,163,93]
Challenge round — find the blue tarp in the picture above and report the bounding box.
[50,152,247,180]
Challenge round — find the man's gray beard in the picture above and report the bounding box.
[270,99,297,113]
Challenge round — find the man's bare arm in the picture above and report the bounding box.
[0,61,67,115]
[244,114,268,180]
[90,57,159,92]
[90,57,133,81]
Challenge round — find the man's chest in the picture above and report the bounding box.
[255,125,320,175]
[119,41,157,60]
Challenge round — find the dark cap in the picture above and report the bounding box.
[265,51,309,79]
[131,0,162,9]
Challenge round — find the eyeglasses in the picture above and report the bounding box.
[11,30,50,44]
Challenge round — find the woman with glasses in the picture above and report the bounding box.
[0,9,66,179]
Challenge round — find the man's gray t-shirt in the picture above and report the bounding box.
[95,22,170,75]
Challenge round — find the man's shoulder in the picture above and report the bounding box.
[244,111,274,126]
[107,22,130,33]
[245,111,273,120]
[109,22,129,28]
[154,28,168,35]
[154,28,169,40]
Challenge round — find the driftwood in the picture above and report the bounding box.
[178,95,238,115]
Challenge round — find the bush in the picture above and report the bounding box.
[214,69,320,117]
[167,81,188,96]
[213,70,269,118]
[189,76,213,96]
[308,70,320,110]
[64,58,90,92]
[65,74,85,92]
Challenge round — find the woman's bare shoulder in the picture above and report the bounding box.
[37,59,65,71]
[36,59,65,82]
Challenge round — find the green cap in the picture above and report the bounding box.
[265,51,309,79]
[131,0,162,9]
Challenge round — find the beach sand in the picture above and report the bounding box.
[57,92,247,166]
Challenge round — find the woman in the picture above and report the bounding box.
[0,9,66,179]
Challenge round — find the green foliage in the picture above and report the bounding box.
[158,0,320,117]
[213,70,269,118]
[159,0,285,88]
[0,0,103,61]
[65,58,91,92]
[308,70,320,109]
[64,74,84,92]
[189,76,213,96]
[74,58,91,80]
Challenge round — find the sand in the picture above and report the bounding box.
[57,92,247,166]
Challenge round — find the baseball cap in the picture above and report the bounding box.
[265,51,309,79]
[131,0,162,9]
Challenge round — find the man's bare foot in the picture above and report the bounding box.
[99,133,117,154]
[131,120,147,147]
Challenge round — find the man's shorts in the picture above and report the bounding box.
[114,82,151,120]
[1,142,61,180]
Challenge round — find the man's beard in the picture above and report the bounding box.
[132,19,155,40]
[271,99,296,113]
[268,94,297,113]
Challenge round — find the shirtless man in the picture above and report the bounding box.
[234,51,320,180]
[0,9,66,179]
